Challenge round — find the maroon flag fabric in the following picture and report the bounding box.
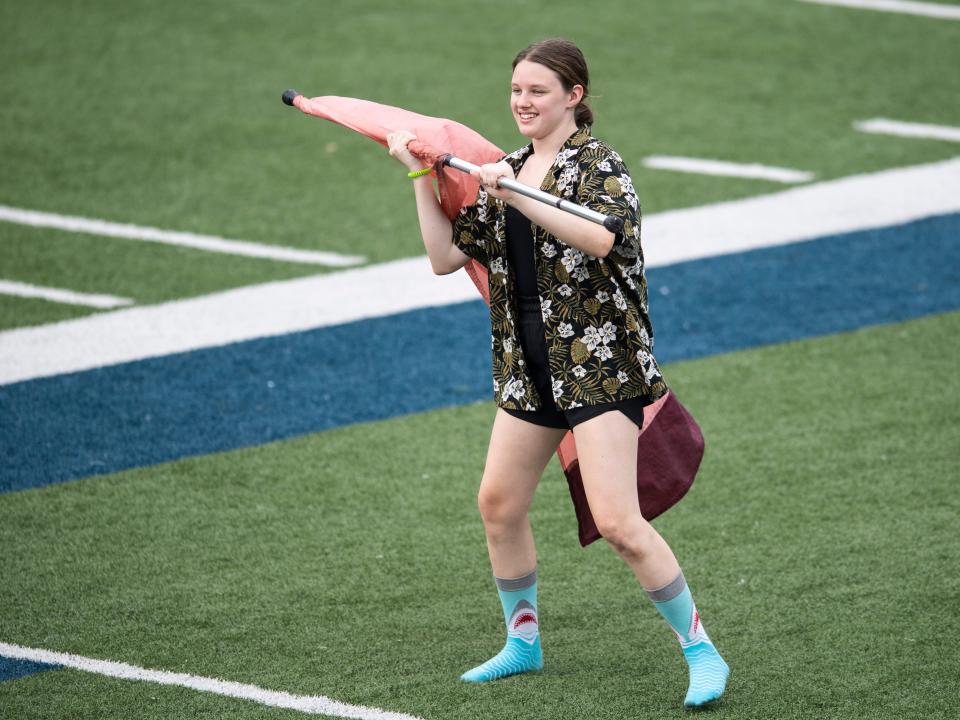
[290,94,705,545]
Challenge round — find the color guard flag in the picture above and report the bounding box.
[286,93,704,545]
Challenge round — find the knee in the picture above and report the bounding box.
[477,480,526,528]
[594,512,655,558]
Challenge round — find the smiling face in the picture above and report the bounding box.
[510,60,583,140]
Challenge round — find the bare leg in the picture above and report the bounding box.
[478,409,567,578]
[459,409,567,683]
[572,410,729,706]
[571,410,680,589]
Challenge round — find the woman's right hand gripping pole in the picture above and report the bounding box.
[387,131,471,275]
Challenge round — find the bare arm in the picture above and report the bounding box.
[509,192,615,258]
[387,131,471,275]
[474,161,615,258]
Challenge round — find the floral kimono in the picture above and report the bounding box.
[452,125,669,411]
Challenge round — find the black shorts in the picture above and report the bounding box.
[502,296,654,430]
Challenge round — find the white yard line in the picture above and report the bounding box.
[0,642,424,720]
[1,157,958,386]
[0,280,133,309]
[796,0,960,20]
[643,156,815,184]
[854,118,960,143]
[0,205,365,267]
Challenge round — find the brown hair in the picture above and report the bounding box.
[512,38,593,127]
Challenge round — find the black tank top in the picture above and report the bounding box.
[505,204,538,299]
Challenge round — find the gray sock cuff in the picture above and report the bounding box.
[495,569,537,592]
[645,570,687,603]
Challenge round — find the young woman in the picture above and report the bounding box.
[387,38,729,708]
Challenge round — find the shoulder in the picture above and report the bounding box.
[576,135,625,166]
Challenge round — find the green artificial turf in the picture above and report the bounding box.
[2,311,957,719]
[2,0,959,328]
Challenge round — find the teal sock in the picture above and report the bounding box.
[460,569,543,683]
[647,571,730,707]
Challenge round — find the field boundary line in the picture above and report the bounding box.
[0,205,365,267]
[796,0,960,19]
[0,642,424,720]
[639,157,959,266]
[854,118,960,143]
[0,280,133,309]
[643,156,815,183]
[1,157,958,386]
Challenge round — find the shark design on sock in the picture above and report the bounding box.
[507,600,538,644]
[676,606,710,648]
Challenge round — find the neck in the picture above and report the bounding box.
[530,116,579,157]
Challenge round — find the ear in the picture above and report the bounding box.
[567,84,585,108]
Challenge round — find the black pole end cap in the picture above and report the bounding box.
[603,216,624,234]
[282,89,300,106]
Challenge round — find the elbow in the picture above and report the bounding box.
[595,230,616,259]
[430,245,469,275]
[430,260,459,276]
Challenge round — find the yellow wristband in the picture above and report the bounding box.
[407,167,432,179]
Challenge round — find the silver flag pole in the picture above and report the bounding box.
[440,154,624,234]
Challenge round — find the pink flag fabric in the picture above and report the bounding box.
[291,94,703,545]
[291,94,505,300]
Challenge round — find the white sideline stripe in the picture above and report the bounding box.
[854,118,960,143]
[643,156,815,184]
[0,280,134,309]
[643,157,960,267]
[796,0,960,19]
[0,255,480,386]
[0,642,424,720]
[1,157,958,386]
[0,205,366,267]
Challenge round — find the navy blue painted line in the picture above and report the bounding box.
[1,301,491,491]
[1,213,958,493]
[650,212,960,363]
[0,656,60,683]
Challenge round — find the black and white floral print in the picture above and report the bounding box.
[452,126,668,410]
